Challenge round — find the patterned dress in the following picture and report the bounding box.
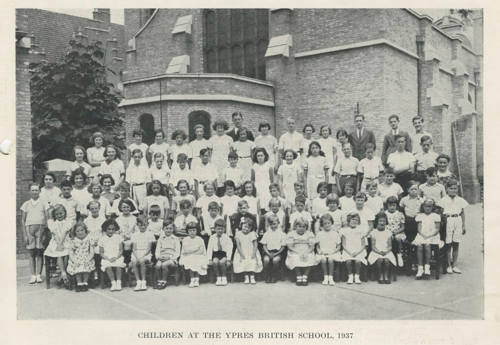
[67,235,96,275]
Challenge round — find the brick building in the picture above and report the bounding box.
[15,9,125,254]
[120,8,482,202]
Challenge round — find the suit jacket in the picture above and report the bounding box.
[226,127,255,142]
[348,128,376,160]
[381,130,412,164]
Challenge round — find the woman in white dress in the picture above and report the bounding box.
[254,122,278,169]
[87,132,106,183]
[148,129,170,167]
[251,148,274,211]
[189,124,213,171]
[209,119,233,192]
[231,127,255,182]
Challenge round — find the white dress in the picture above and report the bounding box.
[44,219,73,257]
[305,155,328,200]
[179,236,208,275]
[340,227,367,264]
[231,141,255,181]
[317,137,337,170]
[278,161,301,204]
[413,213,441,245]
[169,144,192,169]
[285,231,318,269]
[86,146,105,179]
[99,234,125,271]
[149,142,170,161]
[367,229,397,265]
[254,134,278,166]
[209,134,233,186]
[253,162,272,209]
[316,230,342,261]
[233,231,263,273]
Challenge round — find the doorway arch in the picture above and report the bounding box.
[139,113,155,145]
[188,111,211,141]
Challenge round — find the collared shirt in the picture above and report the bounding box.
[399,196,423,217]
[57,196,79,222]
[99,159,125,186]
[126,163,151,185]
[170,166,194,189]
[207,233,233,257]
[149,164,170,185]
[130,231,155,254]
[278,131,303,153]
[411,131,432,154]
[155,234,181,259]
[260,229,287,251]
[415,151,438,171]
[174,214,198,237]
[365,195,384,214]
[387,151,415,173]
[143,195,170,219]
[21,198,47,226]
[419,183,445,203]
[334,156,359,176]
[378,183,403,201]
[202,215,224,235]
[357,156,384,179]
[149,142,170,161]
[438,195,468,215]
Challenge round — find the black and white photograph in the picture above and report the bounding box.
[13,6,486,324]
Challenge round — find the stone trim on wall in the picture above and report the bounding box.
[119,94,275,107]
[294,39,419,60]
[122,73,275,87]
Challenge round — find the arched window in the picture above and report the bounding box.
[188,111,211,142]
[203,9,269,80]
[139,113,155,145]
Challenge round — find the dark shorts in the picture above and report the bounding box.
[123,250,132,264]
[212,251,227,260]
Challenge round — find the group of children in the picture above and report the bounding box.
[20,118,470,291]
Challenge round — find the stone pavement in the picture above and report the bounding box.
[16,204,483,320]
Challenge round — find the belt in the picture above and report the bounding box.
[239,156,251,158]
[132,183,145,186]
[445,214,459,218]
[340,175,357,178]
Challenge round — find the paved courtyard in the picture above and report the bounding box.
[16,204,483,320]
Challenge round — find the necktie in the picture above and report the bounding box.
[217,236,222,251]
[358,129,361,139]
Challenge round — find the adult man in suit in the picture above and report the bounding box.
[348,114,376,160]
[226,111,255,142]
[381,114,412,165]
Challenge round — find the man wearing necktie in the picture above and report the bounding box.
[381,114,412,165]
[348,114,376,160]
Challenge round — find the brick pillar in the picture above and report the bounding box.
[16,32,33,255]
[93,9,111,23]
[266,9,295,137]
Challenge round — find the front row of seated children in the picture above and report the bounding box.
[28,174,468,291]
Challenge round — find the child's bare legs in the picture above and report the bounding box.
[106,267,115,282]
[328,259,334,277]
[35,250,43,276]
[219,258,227,277]
[115,267,122,281]
[155,263,163,281]
[303,267,311,280]
[320,257,328,278]
[416,245,424,266]
[451,242,460,271]
[133,260,142,283]
[82,272,89,284]
[346,260,353,276]
[382,259,391,282]
[271,256,281,282]
[57,256,68,280]
[376,259,384,281]
[28,249,36,277]
[424,244,431,265]
[213,258,221,278]
[75,273,83,285]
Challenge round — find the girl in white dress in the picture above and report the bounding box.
[169,130,192,169]
[70,169,91,215]
[189,124,212,171]
[209,120,232,190]
[304,141,329,201]
[414,199,441,279]
[40,172,62,212]
[179,222,208,287]
[277,149,302,205]
[131,216,155,291]
[251,148,274,212]
[233,218,262,283]
[254,122,278,168]
[241,181,260,228]
[316,214,342,285]
[317,125,336,172]
[368,212,397,284]
[87,132,105,182]
[300,124,315,167]
[44,204,74,286]
[311,182,330,232]
[148,129,170,166]
[99,219,125,291]
[99,145,125,192]
[340,212,367,284]
[285,217,317,286]
[231,127,255,182]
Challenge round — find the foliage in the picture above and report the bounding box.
[451,9,474,24]
[30,39,125,169]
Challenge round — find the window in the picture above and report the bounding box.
[139,113,155,145]
[203,9,269,80]
[188,111,211,141]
